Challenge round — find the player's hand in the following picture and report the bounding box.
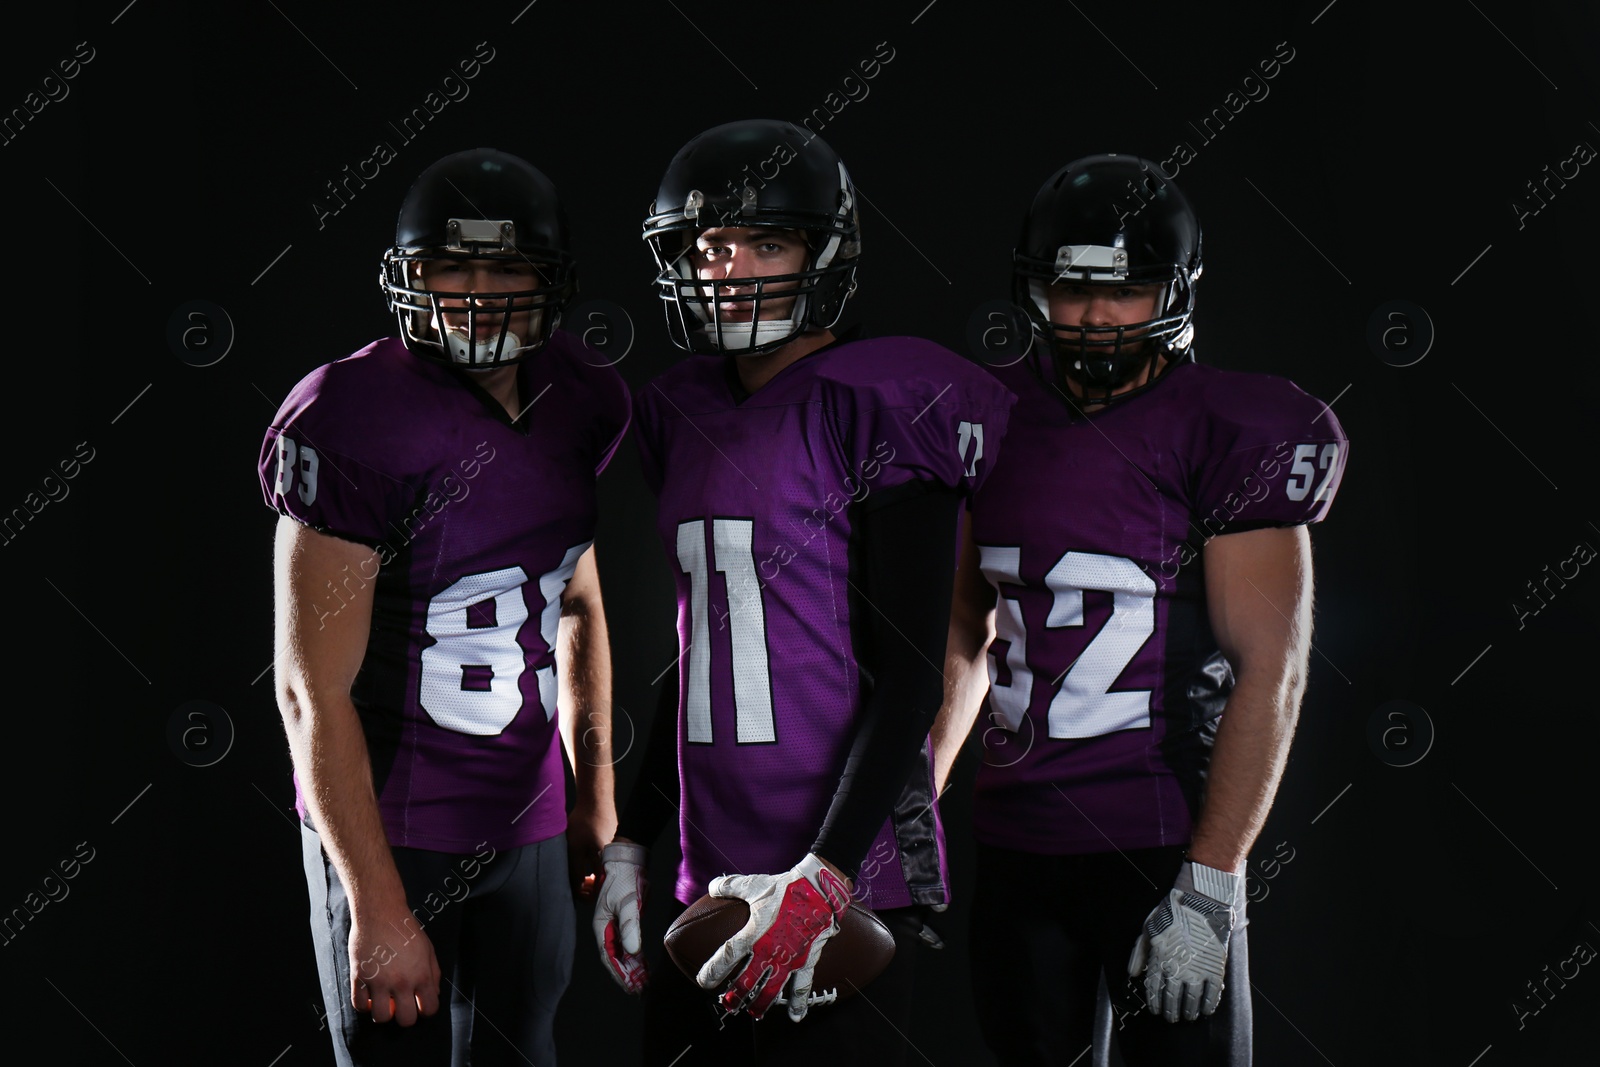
[349,903,441,1026]
[592,840,649,994]
[567,797,617,900]
[1127,860,1239,1023]
[700,853,851,1022]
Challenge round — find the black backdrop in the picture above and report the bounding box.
[3,2,1597,1064]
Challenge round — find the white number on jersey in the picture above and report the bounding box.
[977,546,1035,729]
[275,435,319,506]
[676,518,776,745]
[979,547,1156,739]
[957,421,985,477]
[418,542,590,735]
[1285,442,1340,503]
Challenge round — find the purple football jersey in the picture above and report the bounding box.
[634,337,1015,908]
[969,359,1347,855]
[259,333,630,852]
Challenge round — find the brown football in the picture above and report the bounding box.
[663,894,896,1001]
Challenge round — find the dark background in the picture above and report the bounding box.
[3,1,1596,1063]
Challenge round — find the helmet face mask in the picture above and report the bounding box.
[644,120,860,356]
[383,244,572,368]
[654,227,854,355]
[1012,155,1202,411]
[381,150,577,369]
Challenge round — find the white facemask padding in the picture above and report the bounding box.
[442,323,532,366]
[696,318,800,352]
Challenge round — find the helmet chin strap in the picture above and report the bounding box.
[698,317,801,355]
[443,324,527,366]
[1061,343,1166,410]
[1072,345,1154,388]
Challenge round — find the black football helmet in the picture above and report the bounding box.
[380,148,576,368]
[1013,154,1202,408]
[643,119,860,356]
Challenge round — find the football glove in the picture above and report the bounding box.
[1127,860,1240,1022]
[699,853,850,1022]
[592,841,649,994]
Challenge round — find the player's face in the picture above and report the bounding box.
[1045,281,1168,401]
[418,257,543,347]
[688,227,811,321]
[1046,282,1164,350]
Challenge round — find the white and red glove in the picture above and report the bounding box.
[698,853,850,1022]
[592,841,649,994]
[1127,860,1240,1022]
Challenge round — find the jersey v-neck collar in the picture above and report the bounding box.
[722,327,862,406]
[445,360,534,435]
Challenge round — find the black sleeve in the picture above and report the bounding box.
[615,680,679,846]
[811,481,961,878]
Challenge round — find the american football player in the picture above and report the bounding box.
[932,154,1348,1066]
[592,119,1015,1064]
[262,147,630,1065]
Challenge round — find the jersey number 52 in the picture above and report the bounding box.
[979,547,1156,739]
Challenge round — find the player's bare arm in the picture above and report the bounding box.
[931,510,998,795]
[1185,524,1314,873]
[557,543,617,893]
[273,516,441,1026]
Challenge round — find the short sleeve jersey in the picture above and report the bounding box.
[259,333,630,852]
[969,358,1347,855]
[634,337,1015,907]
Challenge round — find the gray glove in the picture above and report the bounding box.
[1127,860,1239,1022]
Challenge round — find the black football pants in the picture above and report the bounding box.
[970,843,1251,1067]
[302,823,575,1067]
